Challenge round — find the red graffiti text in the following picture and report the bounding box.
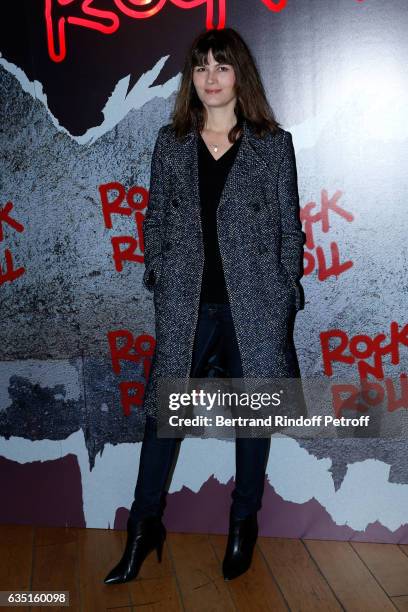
[301,189,354,281]
[98,181,148,272]
[0,201,25,286]
[320,323,408,416]
[108,329,156,416]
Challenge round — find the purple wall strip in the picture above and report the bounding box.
[0,455,86,528]
[112,475,408,543]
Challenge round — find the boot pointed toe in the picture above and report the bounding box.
[103,516,166,585]
[222,512,258,581]
[103,558,137,584]
[103,566,126,585]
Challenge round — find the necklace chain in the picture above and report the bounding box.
[203,126,241,154]
[204,125,237,154]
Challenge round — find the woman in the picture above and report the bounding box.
[104,27,306,585]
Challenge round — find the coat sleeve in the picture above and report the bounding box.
[277,130,306,311]
[142,126,167,292]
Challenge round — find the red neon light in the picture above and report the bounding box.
[45,0,255,62]
[44,0,365,62]
[114,0,168,19]
[260,0,287,11]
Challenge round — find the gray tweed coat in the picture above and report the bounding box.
[141,118,307,423]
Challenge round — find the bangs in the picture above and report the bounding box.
[191,42,233,67]
[172,27,280,139]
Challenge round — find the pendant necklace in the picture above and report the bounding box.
[203,123,239,154]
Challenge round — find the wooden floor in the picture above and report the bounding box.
[2,524,408,611]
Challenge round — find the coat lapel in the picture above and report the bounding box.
[173,119,279,214]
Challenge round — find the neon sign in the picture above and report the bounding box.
[45,0,288,62]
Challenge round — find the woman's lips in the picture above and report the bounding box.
[205,89,221,93]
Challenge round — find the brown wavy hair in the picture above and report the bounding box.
[171,27,281,142]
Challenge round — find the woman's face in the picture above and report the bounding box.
[192,49,237,112]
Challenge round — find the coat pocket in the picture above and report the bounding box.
[278,265,303,311]
[143,255,163,292]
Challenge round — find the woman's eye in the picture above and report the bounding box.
[194,65,230,72]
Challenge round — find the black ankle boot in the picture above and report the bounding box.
[104,516,166,584]
[222,511,258,581]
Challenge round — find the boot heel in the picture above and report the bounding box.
[222,511,258,581]
[104,516,166,584]
[156,534,165,563]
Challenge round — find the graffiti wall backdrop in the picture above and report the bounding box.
[0,0,407,540]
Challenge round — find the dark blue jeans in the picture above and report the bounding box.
[128,301,271,526]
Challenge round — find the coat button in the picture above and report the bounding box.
[259,244,268,254]
[171,198,179,208]
[253,203,261,212]
[165,241,172,251]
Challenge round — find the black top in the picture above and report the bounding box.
[197,132,242,304]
